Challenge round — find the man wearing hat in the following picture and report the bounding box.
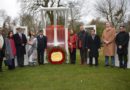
[0,28,5,72]
[37,30,47,65]
[14,27,27,67]
[115,25,129,69]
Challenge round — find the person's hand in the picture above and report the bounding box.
[105,41,109,44]
[28,41,32,45]
[98,49,100,52]
[69,43,72,46]
[88,49,90,52]
[22,44,25,46]
[106,41,109,44]
[104,40,107,44]
[119,45,122,49]
[28,41,30,44]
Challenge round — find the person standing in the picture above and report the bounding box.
[102,22,116,67]
[0,28,5,72]
[115,25,129,69]
[27,31,37,66]
[14,27,27,67]
[5,31,16,70]
[68,29,77,64]
[37,30,47,65]
[77,25,88,65]
[87,29,101,66]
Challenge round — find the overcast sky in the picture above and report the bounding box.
[0,0,95,23]
[0,0,20,18]
[0,0,129,23]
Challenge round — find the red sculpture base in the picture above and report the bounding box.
[46,25,66,64]
[48,47,66,64]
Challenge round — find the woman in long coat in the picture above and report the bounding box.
[5,31,16,70]
[102,22,116,67]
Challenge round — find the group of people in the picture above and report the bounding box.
[68,25,100,66]
[68,22,129,69]
[0,22,129,72]
[0,28,47,72]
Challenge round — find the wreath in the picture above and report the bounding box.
[47,46,66,64]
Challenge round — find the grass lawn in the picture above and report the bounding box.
[0,50,130,90]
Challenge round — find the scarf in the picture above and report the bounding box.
[9,38,16,56]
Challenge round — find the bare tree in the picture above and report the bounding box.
[67,0,90,30]
[68,0,86,21]
[0,9,8,27]
[18,0,88,24]
[0,9,8,20]
[95,0,127,28]
[18,0,64,25]
[20,14,36,31]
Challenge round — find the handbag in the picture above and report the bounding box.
[4,59,12,66]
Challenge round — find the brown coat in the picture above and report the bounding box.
[102,28,116,56]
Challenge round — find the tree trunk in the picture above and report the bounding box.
[47,11,54,25]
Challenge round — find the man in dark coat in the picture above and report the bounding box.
[115,25,129,69]
[77,25,88,65]
[0,28,5,72]
[14,27,27,67]
[37,30,47,65]
[87,29,101,66]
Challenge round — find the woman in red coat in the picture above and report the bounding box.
[68,29,77,64]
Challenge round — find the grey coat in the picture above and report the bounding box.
[5,38,15,60]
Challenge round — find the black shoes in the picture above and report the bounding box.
[0,69,3,72]
[105,64,109,67]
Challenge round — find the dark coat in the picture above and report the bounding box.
[87,35,101,57]
[14,33,27,56]
[0,38,5,59]
[115,31,129,55]
[37,35,47,52]
[77,30,88,49]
